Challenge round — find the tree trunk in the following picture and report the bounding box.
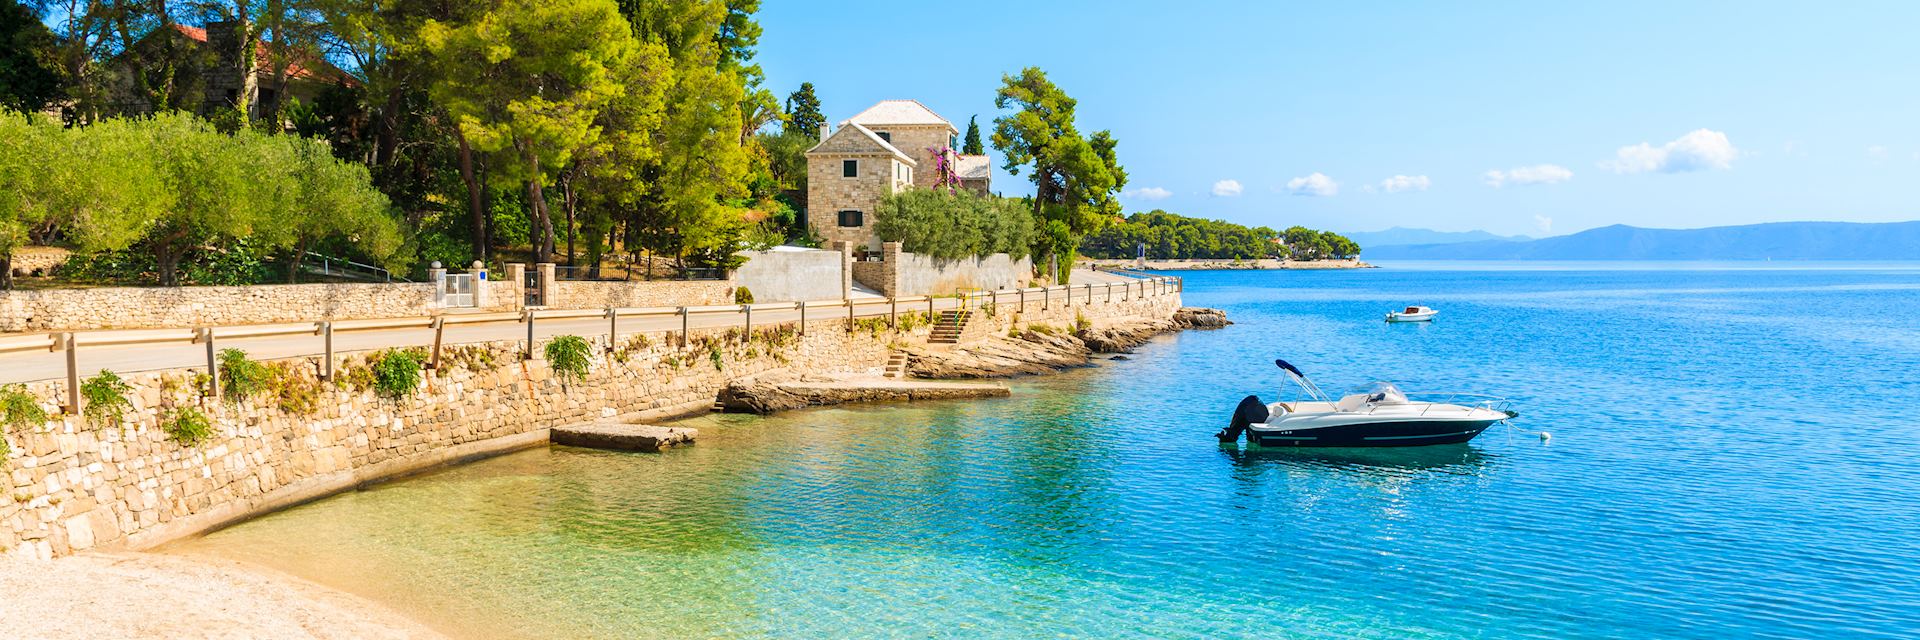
[286,237,311,283]
[0,256,13,291]
[456,131,486,262]
[562,175,577,267]
[525,151,553,264]
[374,87,403,168]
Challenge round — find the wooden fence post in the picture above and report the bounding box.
[429,318,445,372]
[523,311,536,360]
[203,328,219,401]
[678,307,689,348]
[888,297,897,330]
[797,302,807,335]
[846,299,855,332]
[742,304,752,342]
[62,333,78,414]
[318,322,334,380]
[606,308,618,353]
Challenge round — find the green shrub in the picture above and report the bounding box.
[708,342,724,370]
[545,335,593,385]
[372,349,424,399]
[1029,323,1057,336]
[734,286,754,304]
[218,349,270,401]
[162,406,215,446]
[1074,312,1092,334]
[80,371,134,428]
[0,385,47,464]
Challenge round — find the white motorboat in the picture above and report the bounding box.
[1217,359,1517,447]
[1385,306,1438,322]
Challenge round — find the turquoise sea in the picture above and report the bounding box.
[173,263,1920,638]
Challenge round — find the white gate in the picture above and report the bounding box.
[442,273,475,308]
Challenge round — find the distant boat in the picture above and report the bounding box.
[1385,306,1438,322]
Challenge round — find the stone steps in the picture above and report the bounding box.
[929,310,973,345]
[882,351,908,378]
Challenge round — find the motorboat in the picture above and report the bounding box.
[1385,306,1438,322]
[1217,359,1517,447]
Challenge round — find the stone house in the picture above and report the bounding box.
[103,21,352,120]
[804,100,992,251]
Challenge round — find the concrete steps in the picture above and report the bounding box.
[929,310,973,344]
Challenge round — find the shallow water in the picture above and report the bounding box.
[173,263,1920,638]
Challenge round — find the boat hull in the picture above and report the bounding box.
[1246,419,1498,447]
[1385,313,1436,323]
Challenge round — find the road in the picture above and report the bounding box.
[1,271,1167,385]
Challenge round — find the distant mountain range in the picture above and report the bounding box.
[1363,221,1920,260]
[1344,227,1530,248]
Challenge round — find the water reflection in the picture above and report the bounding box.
[1220,442,1497,474]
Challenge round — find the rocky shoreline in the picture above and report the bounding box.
[906,307,1229,379]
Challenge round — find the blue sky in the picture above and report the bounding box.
[757,1,1920,237]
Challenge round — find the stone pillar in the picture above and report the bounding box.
[471,261,491,309]
[880,242,903,299]
[535,263,557,308]
[834,241,853,300]
[427,263,448,307]
[505,263,527,310]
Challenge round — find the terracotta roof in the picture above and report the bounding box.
[170,23,350,85]
[956,154,992,180]
[843,100,956,132]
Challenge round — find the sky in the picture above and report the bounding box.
[756,0,1920,237]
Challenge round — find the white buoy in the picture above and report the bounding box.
[1540,432,1552,442]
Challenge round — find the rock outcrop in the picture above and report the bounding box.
[718,376,1010,414]
[905,311,1226,379]
[1174,307,1232,328]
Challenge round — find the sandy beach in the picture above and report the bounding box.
[0,552,445,640]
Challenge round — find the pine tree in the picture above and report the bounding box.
[962,115,985,155]
[785,82,824,139]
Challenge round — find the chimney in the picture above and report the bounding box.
[819,123,831,140]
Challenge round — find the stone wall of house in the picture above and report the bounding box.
[7,247,72,278]
[0,283,1182,560]
[806,151,903,250]
[851,242,1034,297]
[864,125,953,189]
[542,278,734,310]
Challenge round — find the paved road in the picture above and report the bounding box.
[2,273,1169,385]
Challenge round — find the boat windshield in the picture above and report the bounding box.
[1404,307,1420,313]
[1346,382,1408,404]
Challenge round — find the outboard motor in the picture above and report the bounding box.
[1217,395,1270,442]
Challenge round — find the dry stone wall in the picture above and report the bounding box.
[0,283,1181,560]
[543,279,733,310]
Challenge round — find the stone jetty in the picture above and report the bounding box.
[551,423,697,452]
[717,376,1010,414]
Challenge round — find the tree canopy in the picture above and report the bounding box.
[991,67,1125,282]
[873,190,1035,262]
[784,81,823,139]
[961,115,983,155]
[1080,211,1361,261]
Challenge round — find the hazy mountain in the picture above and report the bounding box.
[1345,227,1529,248]
[1363,221,1920,260]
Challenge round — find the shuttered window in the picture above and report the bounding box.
[837,210,864,227]
[842,159,858,177]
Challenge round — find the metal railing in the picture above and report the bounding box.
[0,274,1181,412]
[304,251,406,283]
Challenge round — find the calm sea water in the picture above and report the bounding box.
[173,263,1920,639]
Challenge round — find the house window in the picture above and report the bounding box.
[842,159,858,177]
[837,210,864,227]
[875,131,891,143]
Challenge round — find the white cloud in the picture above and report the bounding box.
[1285,172,1339,196]
[1484,164,1573,188]
[1533,215,1554,234]
[1124,186,1173,201]
[1379,174,1431,193]
[1601,129,1738,174]
[1210,179,1243,197]
[1867,145,1890,160]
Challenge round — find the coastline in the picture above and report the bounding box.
[1084,258,1374,270]
[0,294,1212,639]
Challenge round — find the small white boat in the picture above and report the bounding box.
[1385,306,1438,322]
[1217,360,1518,447]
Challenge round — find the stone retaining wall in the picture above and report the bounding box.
[0,283,1180,560]
[0,280,518,333]
[851,242,1034,297]
[542,278,734,310]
